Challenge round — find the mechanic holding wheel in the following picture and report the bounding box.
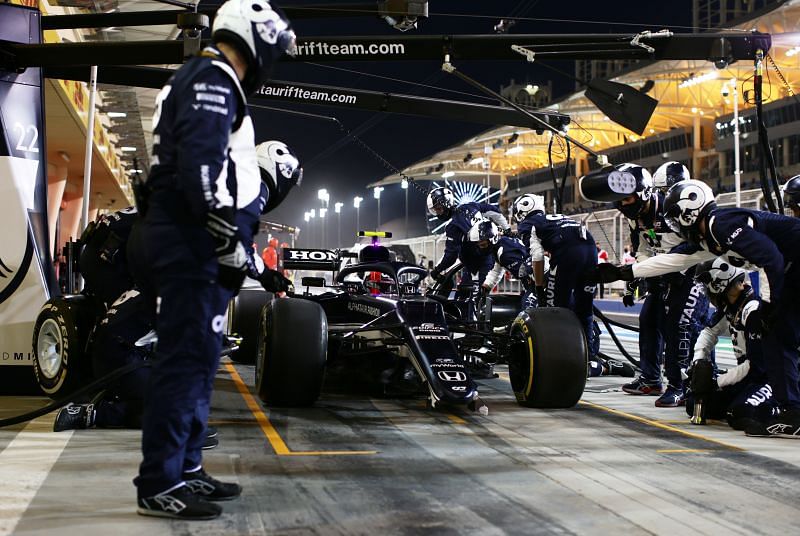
[511,192,599,365]
[427,187,510,307]
[125,0,296,520]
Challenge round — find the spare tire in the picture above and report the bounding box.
[228,287,273,364]
[32,294,102,398]
[256,298,327,407]
[507,307,587,408]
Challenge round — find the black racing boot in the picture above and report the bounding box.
[745,408,800,438]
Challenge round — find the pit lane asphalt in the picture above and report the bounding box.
[3,350,800,535]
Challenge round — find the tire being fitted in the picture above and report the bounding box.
[228,287,273,364]
[256,298,327,407]
[31,294,102,398]
[508,306,588,408]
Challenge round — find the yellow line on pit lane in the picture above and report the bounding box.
[579,400,743,451]
[657,449,712,453]
[446,413,467,425]
[224,362,376,457]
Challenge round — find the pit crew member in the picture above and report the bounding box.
[125,0,296,519]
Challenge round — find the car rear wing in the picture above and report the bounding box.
[282,248,357,271]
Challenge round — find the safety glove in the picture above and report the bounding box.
[206,207,247,291]
[258,268,293,293]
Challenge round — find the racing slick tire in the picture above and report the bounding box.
[256,298,327,407]
[508,307,587,408]
[31,294,101,398]
[229,287,273,364]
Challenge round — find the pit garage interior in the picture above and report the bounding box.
[2,1,800,534]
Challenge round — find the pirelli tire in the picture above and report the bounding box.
[229,287,273,364]
[31,294,100,399]
[508,307,588,408]
[256,298,327,407]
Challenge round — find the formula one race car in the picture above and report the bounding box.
[252,232,588,411]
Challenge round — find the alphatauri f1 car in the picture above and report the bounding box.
[250,233,588,411]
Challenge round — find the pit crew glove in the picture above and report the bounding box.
[502,228,517,238]
[590,263,634,284]
[758,300,778,334]
[206,207,247,291]
[430,268,446,284]
[688,359,716,398]
[622,292,636,308]
[258,268,293,293]
[535,286,547,307]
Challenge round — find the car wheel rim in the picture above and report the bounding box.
[37,319,64,379]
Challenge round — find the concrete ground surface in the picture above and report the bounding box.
[2,334,800,535]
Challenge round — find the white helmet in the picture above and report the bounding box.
[696,257,747,309]
[663,179,717,243]
[512,193,545,223]
[653,161,690,193]
[212,0,296,94]
[467,219,500,247]
[256,140,302,212]
[427,187,456,221]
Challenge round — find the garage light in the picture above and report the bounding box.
[468,157,484,166]
[120,146,137,152]
[679,71,718,88]
[107,112,127,118]
[505,145,524,156]
[442,171,455,178]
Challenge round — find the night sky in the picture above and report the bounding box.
[212,1,693,247]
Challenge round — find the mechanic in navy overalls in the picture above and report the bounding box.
[595,178,800,437]
[79,206,138,307]
[662,179,800,437]
[125,0,296,520]
[686,258,778,430]
[52,141,300,438]
[230,139,301,297]
[427,186,509,297]
[467,219,538,309]
[511,193,598,357]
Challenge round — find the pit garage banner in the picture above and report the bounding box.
[0,4,53,390]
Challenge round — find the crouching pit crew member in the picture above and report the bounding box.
[687,258,778,430]
[427,186,510,307]
[125,0,296,519]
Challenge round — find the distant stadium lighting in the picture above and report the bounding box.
[401,178,409,189]
[373,186,384,199]
[334,202,343,213]
[353,196,363,208]
[679,71,718,88]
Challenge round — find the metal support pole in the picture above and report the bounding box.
[404,187,408,238]
[356,206,360,234]
[732,78,742,207]
[377,198,381,230]
[337,213,341,247]
[80,65,98,234]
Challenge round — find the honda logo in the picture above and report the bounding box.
[287,249,336,261]
[437,370,466,382]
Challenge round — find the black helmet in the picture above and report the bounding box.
[256,140,302,213]
[468,219,500,249]
[663,179,716,244]
[784,175,800,214]
[612,163,654,219]
[426,187,456,221]
[212,0,297,95]
[653,161,690,193]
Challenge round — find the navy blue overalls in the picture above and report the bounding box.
[517,212,597,353]
[433,202,500,293]
[702,207,800,409]
[127,46,254,497]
